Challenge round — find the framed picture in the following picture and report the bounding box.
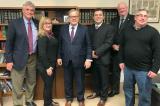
[63,15,69,23]
[129,0,160,22]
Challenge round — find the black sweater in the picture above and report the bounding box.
[119,25,160,73]
[37,35,58,72]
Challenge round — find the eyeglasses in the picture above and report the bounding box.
[69,16,79,18]
[136,14,148,18]
[44,22,52,25]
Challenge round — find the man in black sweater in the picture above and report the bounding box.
[119,9,160,106]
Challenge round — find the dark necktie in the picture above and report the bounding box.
[28,21,33,54]
[119,17,124,29]
[70,26,74,41]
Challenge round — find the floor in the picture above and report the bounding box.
[2,83,138,106]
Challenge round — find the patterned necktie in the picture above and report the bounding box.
[28,21,33,54]
[70,26,74,41]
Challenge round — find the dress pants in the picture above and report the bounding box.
[111,53,120,92]
[92,62,109,101]
[40,70,54,106]
[11,54,36,106]
[64,60,85,101]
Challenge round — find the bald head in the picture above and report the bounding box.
[117,2,128,17]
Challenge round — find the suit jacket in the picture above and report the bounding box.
[110,14,134,45]
[58,24,92,67]
[89,23,114,65]
[37,35,58,73]
[5,18,38,70]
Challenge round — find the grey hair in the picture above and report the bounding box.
[68,9,80,16]
[135,8,149,16]
[22,1,35,11]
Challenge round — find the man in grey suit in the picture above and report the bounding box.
[5,1,38,106]
[87,8,114,106]
[57,9,92,106]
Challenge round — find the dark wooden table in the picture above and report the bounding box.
[151,74,160,106]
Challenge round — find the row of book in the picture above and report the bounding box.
[0,52,5,63]
[80,9,118,24]
[0,9,22,24]
[0,9,118,24]
[0,80,12,93]
[0,42,5,51]
[0,70,11,93]
[0,26,7,39]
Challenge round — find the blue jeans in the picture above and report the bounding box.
[124,67,152,106]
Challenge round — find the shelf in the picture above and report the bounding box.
[0,50,5,53]
[0,38,6,41]
[0,76,11,80]
[0,24,8,26]
[0,63,6,67]
[2,91,12,96]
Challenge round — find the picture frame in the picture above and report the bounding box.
[129,0,160,23]
[63,15,69,23]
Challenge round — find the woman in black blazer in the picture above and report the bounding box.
[37,17,59,106]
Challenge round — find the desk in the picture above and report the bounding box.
[34,66,92,100]
[151,75,160,106]
[34,66,65,99]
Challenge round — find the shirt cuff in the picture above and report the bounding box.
[86,59,93,62]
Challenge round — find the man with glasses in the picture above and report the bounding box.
[57,9,92,106]
[119,9,160,106]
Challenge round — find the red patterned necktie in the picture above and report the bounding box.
[70,26,74,41]
[28,21,33,54]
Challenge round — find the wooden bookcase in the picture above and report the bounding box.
[0,6,118,104]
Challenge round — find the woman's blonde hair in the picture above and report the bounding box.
[38,16,52,37]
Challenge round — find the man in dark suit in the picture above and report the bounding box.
[57,9,92,106]
[87,8,114,106]
[5,1,38,106]
[109,2,134,97]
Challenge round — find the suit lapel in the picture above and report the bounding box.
[20,18,28,41]
[119,14,131,31]
[62,24,70,42]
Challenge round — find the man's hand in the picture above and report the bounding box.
[119,63,125,71]
[46,67,53,76]
[6,62,13,71]
[147,71,157,78]
[57,59,62,66]
[112,44,119,51]
[92,51,98,59]
[84,60,91,69]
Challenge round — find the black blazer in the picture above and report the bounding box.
[58,24,92,67]
[89,23,114,65]
[37,35,58,72]
[110,14,134,45]
[5,18,38,70]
